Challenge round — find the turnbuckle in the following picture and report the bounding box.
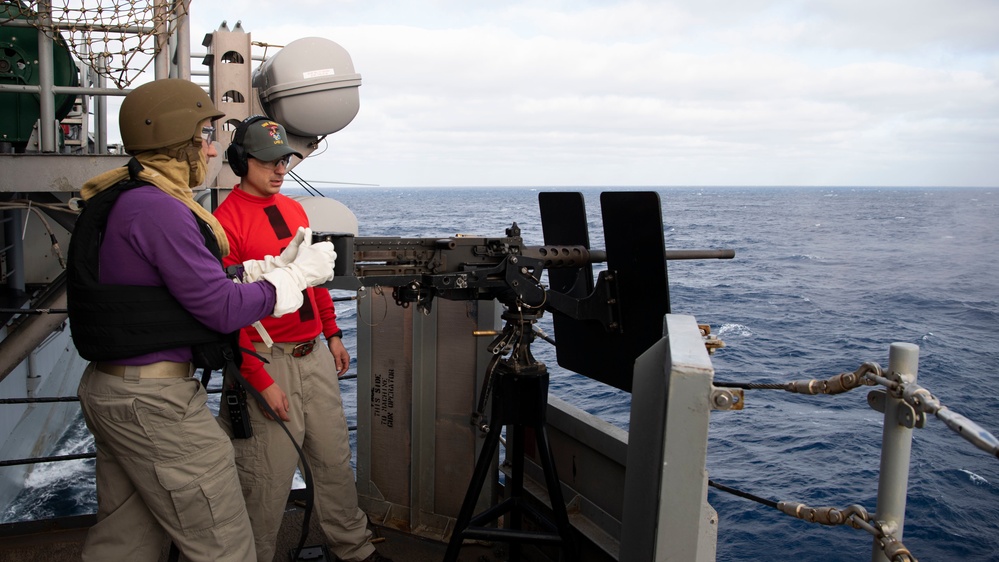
[784,362,881,395]
[776,501,868,527]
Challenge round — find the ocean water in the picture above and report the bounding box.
[4,187,998,562]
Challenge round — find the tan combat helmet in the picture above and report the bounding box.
[119,79,225,154]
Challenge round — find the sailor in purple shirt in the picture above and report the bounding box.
[100,186,275,366]
[69,79,335,562]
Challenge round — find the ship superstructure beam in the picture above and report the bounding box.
[36,0,56,153]
[0,155,131,192]
[0,284,68,384]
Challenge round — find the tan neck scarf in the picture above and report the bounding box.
[81,144,230,257]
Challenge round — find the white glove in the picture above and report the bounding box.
[259,240,335,317]
[259,268,305,317]
[287,240,337,287]
[240,227,311,282]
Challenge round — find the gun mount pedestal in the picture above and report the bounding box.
[444,308,578,562]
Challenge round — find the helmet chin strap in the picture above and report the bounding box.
[184,147,208,187]
[154,136,207,187]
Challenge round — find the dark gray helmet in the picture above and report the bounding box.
[119,79,224,154]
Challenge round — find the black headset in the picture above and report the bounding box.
[226,115,269,177]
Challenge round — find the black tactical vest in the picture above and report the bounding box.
[67,171,233,369]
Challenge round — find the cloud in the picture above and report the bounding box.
[187,1,999,187]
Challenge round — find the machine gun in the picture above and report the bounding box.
[319,191,734,561]
[323,222,732,334]
[320,190,734,393]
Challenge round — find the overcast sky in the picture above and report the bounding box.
[186,1,999,188]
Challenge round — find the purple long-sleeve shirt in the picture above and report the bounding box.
[99,185,276,364]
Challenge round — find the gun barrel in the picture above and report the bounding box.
[664,249,735,260]
[523,247,734,268]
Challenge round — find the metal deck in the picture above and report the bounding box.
[0,499,504,562]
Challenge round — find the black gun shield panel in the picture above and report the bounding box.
[539,191,670,392]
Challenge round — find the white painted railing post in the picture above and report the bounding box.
[871,342,919,562]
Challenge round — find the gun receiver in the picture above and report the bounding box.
[322,223,577,308]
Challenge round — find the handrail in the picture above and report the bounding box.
[710,341,998,562]
[0,378,359,468]
[715,356,999,460]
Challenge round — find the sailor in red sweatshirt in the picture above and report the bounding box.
[214,116,390,562]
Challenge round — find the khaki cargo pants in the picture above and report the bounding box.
[219,340,375,562]
[78,362,256,562]
[219,341,374,562]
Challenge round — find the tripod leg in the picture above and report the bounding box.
[443,424,503,562]
[535,425,578,561]
[509,425,524,561]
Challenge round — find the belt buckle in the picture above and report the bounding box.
[292,341,315,357]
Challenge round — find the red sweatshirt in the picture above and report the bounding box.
[214,187,340,391]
